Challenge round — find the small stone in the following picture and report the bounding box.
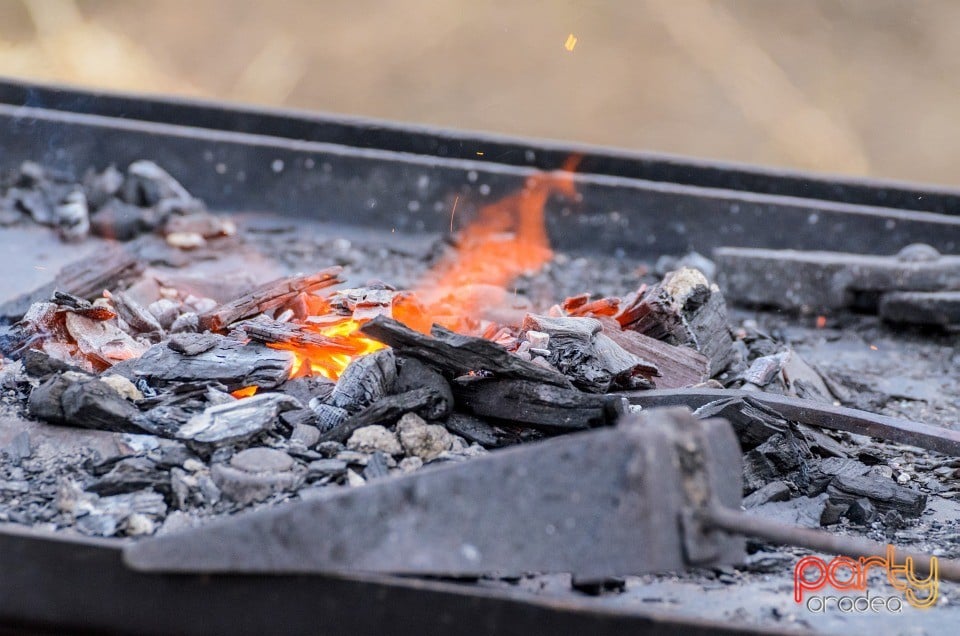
[346,425,402,456]
[363,452,390,481]
[306,459,347,480]
[100,374,144,401]
[148,299,181,330]
[398,456,423,473]
[336,450,370,466]
[316,441,344,458]
[123,512,157,536]
[525,330,550,350]
[290,424,321,449]
[212,463,302,505]
[166,231,206,249]
[182,458,205,473]
[230,448,294,473]
[396,413,453,461]
[170,312,199,333]
[346,469,366,487]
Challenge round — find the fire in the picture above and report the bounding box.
[231,386,258,399]
[274,158,580,379]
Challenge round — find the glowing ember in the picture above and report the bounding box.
[275,158,580,379]
[231,386,258,398]
[564,33,578,52]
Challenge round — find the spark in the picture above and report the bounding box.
[476,151,484,156]
[815,315,827,329]
[564,33,578,52]
[869,344,879,351]
[450,195,460,233]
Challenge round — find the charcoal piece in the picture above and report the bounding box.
[520,315,656,393]
[331,349,397,411]
[170,312,199,333]
[740,354,784,387]
[87,457,169,496]
[111,290,162,334]
[280,409,318,431]
[363,452,390,481]
[748,494,829,529]
[451,377,620,431]
[443,413,503,448]
[826,473,927,518]
[111,336,294,391]
[177,394,302,446]
[742,431,809,494]
[316,441,344,458]
[879,291,960,327]
[21,349,83,379]
[692,396,787,449]
[318,388,445,444]
[198,268,342,332]
[570,576,627,596]
[307,458,348,480]
[166,333,219,356]
[686,289,736,377]
[211,462,303,506]
[396,356,453,420]
[819,501,848,526]
[798,426,848,459]
[121,160,197,208]
[82,164,124,210]
[239,316,353,352]
[64,311,148,367]
[230,448,295,473]
[0,242,142,322]
[290,423,321,448]
[742,481,792,508]
[360,316,571,388]
[277,376,334,406]
[597,318,707,389]
[311,403,350,434]
[133,405,197,438]
[29,371,147,434]
[845,498,877,525]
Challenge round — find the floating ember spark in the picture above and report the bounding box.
[564,33,578,52]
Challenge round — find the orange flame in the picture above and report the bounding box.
[275,157,580,379]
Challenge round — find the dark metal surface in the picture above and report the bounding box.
[0,524,771,636]
[627,388,960,456]
[124,409,744,578]
[4,77,960,216]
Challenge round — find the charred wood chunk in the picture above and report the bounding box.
[360,316,571,388]
[239,316,352,352]
[443,412,504,448]
[693,396,787,449]
[318,388,445,444]
[28,371,148,434]
[396,356,453,420]
[615,268,734,377]
[110,335,294,391]
[311,403,351,434]
[521,314,657,393]
[741,430,810,494]
[451,376,621,431]
[826,473,927,519]
[177,393,302,446]
[0,242,142,322]
[597,317,707,389]
[331,349,397,411]
[21,349,83,379]
[87,457,170,497]
[198,267,342,332]
[110,290,162,334]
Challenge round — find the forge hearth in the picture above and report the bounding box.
[1,79,959,636]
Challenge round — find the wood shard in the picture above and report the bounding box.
[597,318,708,389]
[360,315,572,388]
[198,267,343,332]
[177,393,302,446]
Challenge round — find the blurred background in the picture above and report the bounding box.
[1,0,958,185]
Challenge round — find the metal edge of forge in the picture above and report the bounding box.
[3,76,960,216]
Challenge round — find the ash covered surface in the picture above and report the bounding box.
[2,163,959,634]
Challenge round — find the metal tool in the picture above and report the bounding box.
[125,408,960,582]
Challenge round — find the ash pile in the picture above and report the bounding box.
[0,160,950,561]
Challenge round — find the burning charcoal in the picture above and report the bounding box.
[176,393,302,446]
[240,317,353,355]
[363,452,390,481]
[396,356,453,420]
[111,335,295,391]
[29,371,149,434]
[345,425,402,456]
[87,457,169,497]
[826,473,927,518]
[521,314,657,392]
[330,349,397,411]
[307,458,347,481]
[451,377,624,431]
[55,190,89,242]
[62,311,148,367]
[396,413,453,461]
[198,267,342,332]
[109,290,163,334]
[360,316,571,388]
[443,413,503,448]
[212,448,304,505]
[742,481,792,508]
